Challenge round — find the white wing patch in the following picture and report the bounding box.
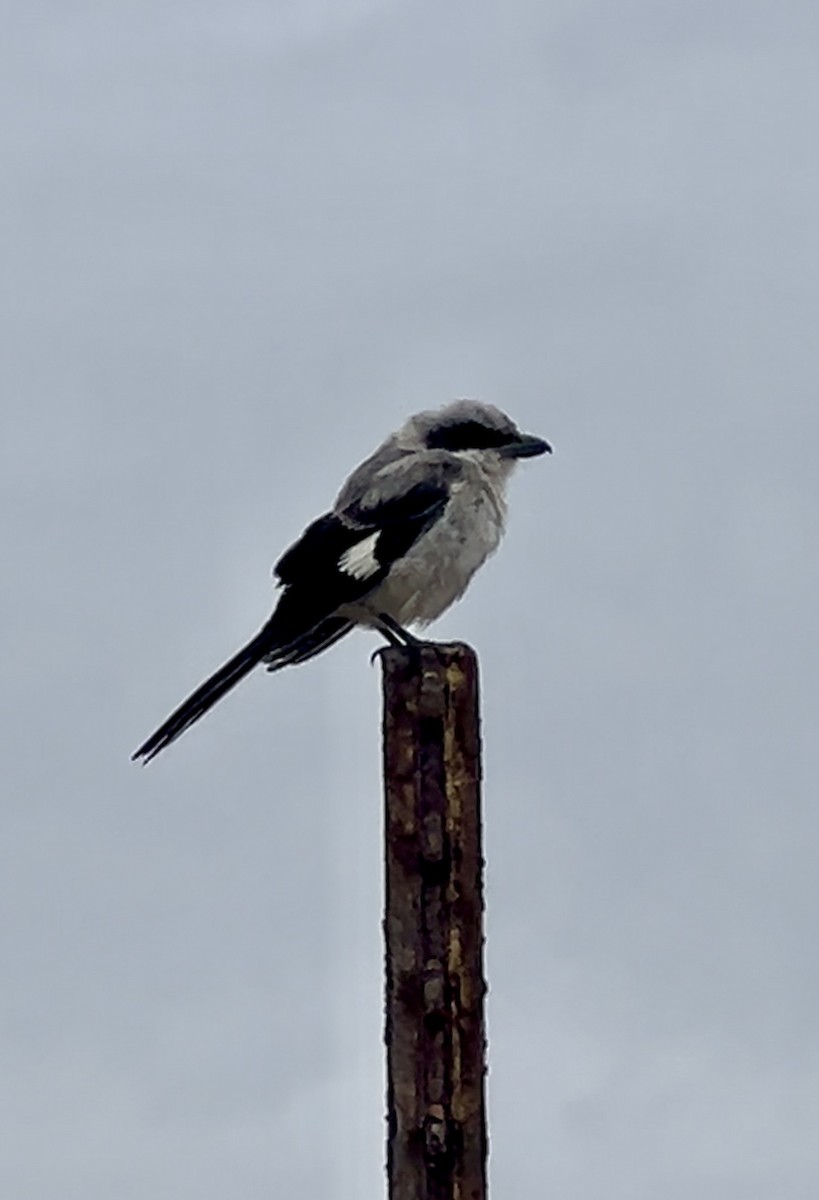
[339,531,381,581]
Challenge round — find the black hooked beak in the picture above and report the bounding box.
[500,433,553,459]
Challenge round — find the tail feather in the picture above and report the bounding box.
[132,623,275,764]
[263,616,355,671]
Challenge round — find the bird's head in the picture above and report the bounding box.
[397,400,552,469]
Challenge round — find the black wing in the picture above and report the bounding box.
[268,480,449,646]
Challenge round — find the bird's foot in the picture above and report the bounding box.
[370,613,434,663]
[376,612,429,647]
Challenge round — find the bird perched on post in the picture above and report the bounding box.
[132,400,551,763]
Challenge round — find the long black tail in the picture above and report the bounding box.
[132,623,276,764]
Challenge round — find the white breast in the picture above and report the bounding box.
[357,465,509,627]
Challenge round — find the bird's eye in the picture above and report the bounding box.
[426,421,515,453]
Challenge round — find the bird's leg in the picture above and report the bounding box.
[369,613,431,663]
[376,621,404,648]
[369,616,403,664]
[376,612,425,647]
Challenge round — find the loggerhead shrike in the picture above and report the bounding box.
[132,400,550,763]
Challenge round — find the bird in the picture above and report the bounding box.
[132,400,551,763]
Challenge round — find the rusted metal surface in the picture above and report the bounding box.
[382,644,487,1200]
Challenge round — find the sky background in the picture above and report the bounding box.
[3,1,818,1196]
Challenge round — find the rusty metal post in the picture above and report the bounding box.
[382,643,487,1200]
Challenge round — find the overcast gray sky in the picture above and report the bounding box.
[3,1,818,1196]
